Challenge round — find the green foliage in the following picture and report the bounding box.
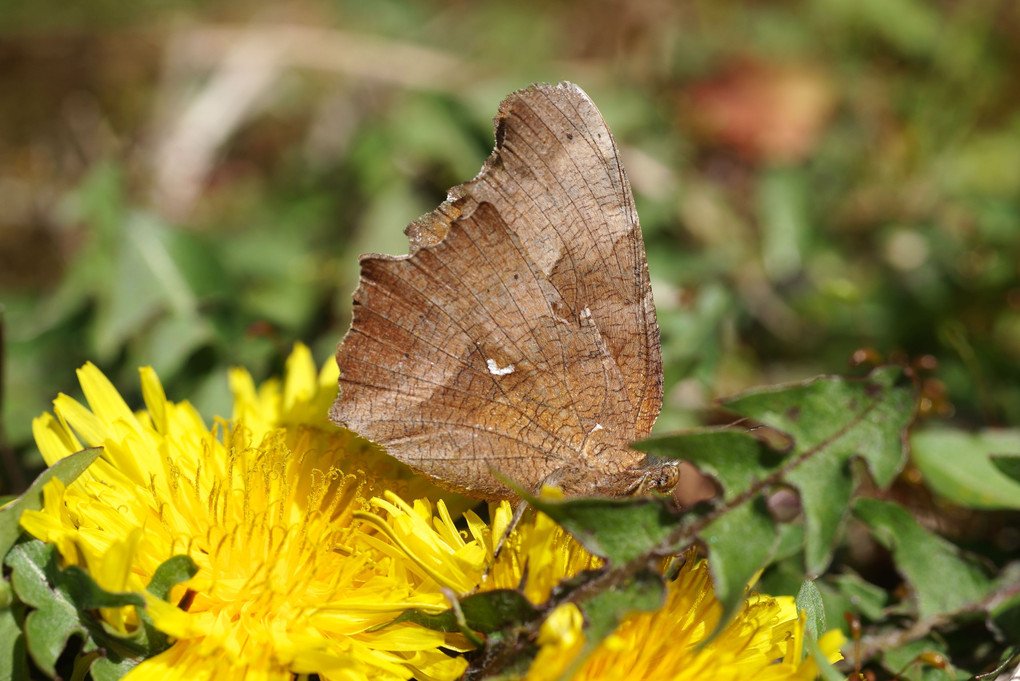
[6,540,141,677]
[634,367,916,609]
[796,582,843,681]
[520,493,682,566]
[853,498,993,621]
[796,580,826,643]
[911,429,1020,509]
[698,501,777,617]
[720,366,916,575]
[2,536,197,681]
[0,601,28,681]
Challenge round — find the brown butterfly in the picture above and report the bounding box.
[330,82,676,501]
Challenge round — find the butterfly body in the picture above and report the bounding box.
[331,82,671,500]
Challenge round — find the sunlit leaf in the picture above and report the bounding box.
[796,580,826,643]
[853,498,993,621]
[521,492,682,566]
[722,365,915,575]
[4,540,142,677]
[911,428,1020,509]
[700,501,777,619]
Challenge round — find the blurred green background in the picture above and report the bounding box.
[2,0,1019,493]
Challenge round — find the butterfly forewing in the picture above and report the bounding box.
[330,82,663,499]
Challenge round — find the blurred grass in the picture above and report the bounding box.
[1,0,1019,490]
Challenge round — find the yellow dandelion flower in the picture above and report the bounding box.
[524,554,846,681]
[481,496,603,604]
[20,343,846,680]
[359,489,601,604]
[19,345,490,681]
[229,342,339,438]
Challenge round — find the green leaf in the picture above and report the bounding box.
[521,493,682,566]
[877,637,956,681]
[722,365,915,575]
[4,539,142,677]
[796,581,844,681]
[634,429,780,615]
[796,580,826,643]
[993,453,1020,483]
[911,428,1020,509]
[94,212,209,362]
[700,500,778,620]
[0,447,103,557]
[853,498,994,621]
[390,589,540,635]
[90,653,141,681]
[639,367,915,592]
[829,570,888,622]
[3,543,182,681]
[0,602,29,681]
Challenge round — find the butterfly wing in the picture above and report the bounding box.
[331,82,662,499]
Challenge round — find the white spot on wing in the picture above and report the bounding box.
[487,359,515,376]
[591,423,603,433]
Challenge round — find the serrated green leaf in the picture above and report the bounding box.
[786,452,855,578]
[701,500,778,620]
[561,569,665,681]
[521,493,681,566]
[722,365,915,575]
[6,540,89,676]
[911,428,1020,509]
[853,498,993,621]
[5,540,144,677]
[390,589,540,635]
[0,447,103,557]
[796,580,826,643]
